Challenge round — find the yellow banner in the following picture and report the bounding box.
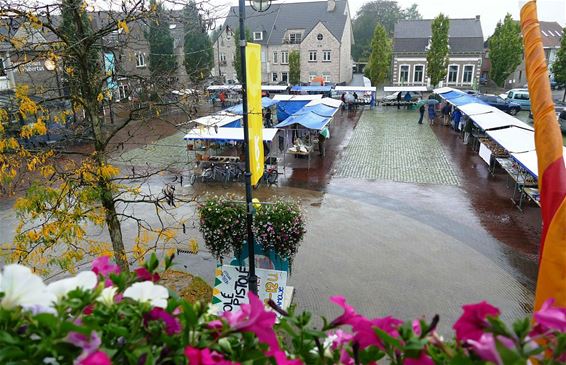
[245,43,264,185]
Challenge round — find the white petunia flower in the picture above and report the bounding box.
[47,271,98,301]
[0,264,56,309]
[123,281,169,308]
[97,286,118,306]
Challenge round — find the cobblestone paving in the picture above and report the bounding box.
[336,109,460,185]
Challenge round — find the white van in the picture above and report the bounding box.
[500,89,531,110]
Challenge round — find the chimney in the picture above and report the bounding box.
[327,0,336,12]
[475,15,480,20]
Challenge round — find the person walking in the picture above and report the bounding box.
[264,107,272,128]
[428,103,436,125]
[463,116,473,144]
[452,108,462,131]
[340,93,346,112]
[442,102,452,126]
[396,91,402,109]
[418,103,425,124]
[404,92,412,109]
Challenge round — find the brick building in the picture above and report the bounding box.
[212,0,354,85]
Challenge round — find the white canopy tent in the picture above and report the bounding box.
[207,85,242,91]
[384,86,427,92]
[262,85,289,91]
[459,103,498,116]
[486,127,535,153]
[184,128,278,142]
[189,113,242,127]
[511,148,566,179]
[335,86,377,93]
[273,94,323,101]
[305,97,343,108]
[433,87,458,94]
[472,111,534,131]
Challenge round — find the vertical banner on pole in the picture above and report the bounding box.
[245,43,264,185]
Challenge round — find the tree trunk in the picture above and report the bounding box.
[562,88,565,103]
[100,185,129,272]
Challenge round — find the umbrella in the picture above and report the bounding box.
[427,99,440,105]
[416,99,428,108]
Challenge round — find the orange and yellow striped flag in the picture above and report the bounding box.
[521,1,566,310]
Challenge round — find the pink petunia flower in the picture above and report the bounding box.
[351,315,403,350]
[452,301,500,342]
[135,267,160,283]
[77,351,112,365]
[67,331,101,355]
[533,298,566,332]
[222,293,279,352]
[271,350,303,365]
[412,320,422,337]
[91,256,120,287]
[184,347,238,365]
[403,351,434,365]
[143,307,181,335]
[329,296,361,327]
[467,333,515,365]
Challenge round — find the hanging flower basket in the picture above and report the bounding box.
[198,195,306,262]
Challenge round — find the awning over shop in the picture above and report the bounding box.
[486,127,535,153]
[190,113,242,127]
[290,85,332,92]
[224,97,280,115]
[384,86,427,92]
[184,127,278,142]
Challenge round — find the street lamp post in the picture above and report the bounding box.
[238,0,270,295]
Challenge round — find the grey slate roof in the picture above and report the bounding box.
[221,0,349,45]
[539,21,564,48]
[393,18,484,54]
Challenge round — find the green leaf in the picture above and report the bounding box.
[374,327,402,349]
[512,317,530,339]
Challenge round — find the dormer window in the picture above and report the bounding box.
[253,31,263,41]
[289,32,302,44]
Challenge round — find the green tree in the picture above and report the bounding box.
[183,1,213,84]
[289,50,300,85]
[145,0,176,82]
[426,14,450,87]
[233,28,251,83]
[352,1,421,61]
[365,24,392,85]
[489,14,523,87]
[551,27,566,101]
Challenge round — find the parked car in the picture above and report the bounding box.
[558,108,566,132]
[477,94,522,115]
[499,88,531,110]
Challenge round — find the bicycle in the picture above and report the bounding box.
[253,165,279,189]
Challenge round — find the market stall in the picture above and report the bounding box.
[222,97,280,127]
[334,86,377,105]
[183,128,279,185]
[381,86,427,106]
[274,98,340,169]
[273,94,323,121]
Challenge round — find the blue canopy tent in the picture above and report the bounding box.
[275,103,337,129]
[290,85,332,93]
[276,100,310,121]
[224,97,279,115]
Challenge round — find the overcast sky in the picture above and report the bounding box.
[214,0,566,39]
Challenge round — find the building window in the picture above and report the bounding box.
[0,58,5,77]
[135,53,146,68]
[447,65,459,83]
[322,50,331,62]
[399,65,409,83]
[281,72,288,83]
[261,50,266,62]
[317,34,323,41]
[289,33,302,44]
[273,51,278,64]
[413,65,424,83]
[309,72,318,81]
[281,51,289,64]
[322,72,331,83]
[253,31,263,41]
[118,82,129,100]
[219,52,226,65]
[272,72,278,82]
[462,65,474,84]
[309,50,317,62]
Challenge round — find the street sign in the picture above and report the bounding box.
[212,265,287,314]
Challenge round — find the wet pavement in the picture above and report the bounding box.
[0,103,540,331]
